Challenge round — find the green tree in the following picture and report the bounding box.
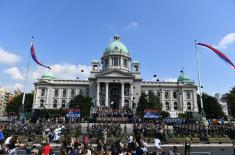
[6,93,34,115]
[202,93,225,119]
[136,92,148,116]
[69,95,92,118]
[136,91,162,116]
[223,86,235,118]
[148,90,162,110]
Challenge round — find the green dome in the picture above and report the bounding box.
[104,35,129,56]
[177,72,191,82]
[42,71,55,80]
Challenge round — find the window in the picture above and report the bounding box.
[71,89,75,97]
[165,91,169,99]
[53,99,57,108]
[134,66,138,71]
[40,99,44,108]
[173,91,177,99]
[165,102,170,110]
[124,87,129,96]
[112,58,119,66]
[174,102,178,110]
[93,65,98,70]
[62,100,66,108]
[41,89,45,96]
[62,89,67,97]
[123,59,127,67]
[79,89,83,95]
[104,59,109,68]
[187,102,191,110]
[54,89,58,97]
[186,91,191,99]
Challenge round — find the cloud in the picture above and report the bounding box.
[126,22,139,29]
[216,33,235,49]
[163,78,177,82]
[150,77,177,82]
[30,63,91,81]
[0,47,21,65]
[5,83,24,92]
[3,67,24,80]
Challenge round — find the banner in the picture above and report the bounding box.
[66,109,80,118]
[144,109,159,119]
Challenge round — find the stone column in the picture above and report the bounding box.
[96,82,100,107]
[130,83,133,109]
[105,82,109,107]
[121,82,125,108]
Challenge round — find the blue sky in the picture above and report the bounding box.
[0,0,234,95]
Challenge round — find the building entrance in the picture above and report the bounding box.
[110,87,120,109]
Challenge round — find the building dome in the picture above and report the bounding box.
[177,71,191,82]
[41,71,55,80]
[103,35,129,56]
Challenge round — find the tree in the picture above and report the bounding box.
[202,93,225,119]
[69,95,92,118]
[136,91,162,116]
[223,86,235,118]
[136,92,148,116]
[148,90,162,110]
[6,93,34,115]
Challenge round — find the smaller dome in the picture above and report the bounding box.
[177,71,191,82]
[42,71,55,80]
[92,60,99,63]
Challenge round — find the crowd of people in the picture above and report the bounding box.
[173,123,235,140]
[89,123,122,139]
[91,107,134,123]
[0,112,234,154]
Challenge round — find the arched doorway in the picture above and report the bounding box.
[110,87,120,109]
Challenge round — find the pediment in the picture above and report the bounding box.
[96,69,134,78]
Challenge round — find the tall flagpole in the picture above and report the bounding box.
[195,40,204,115]
[20,37,32,121]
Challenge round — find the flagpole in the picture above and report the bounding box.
[20,37,32,122]
[195,40,204,115]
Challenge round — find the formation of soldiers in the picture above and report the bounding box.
[91,107,134,123]
[89,123,122,138]
[133,123,167,140]
[1,117,81,143]
[173,123,235,140]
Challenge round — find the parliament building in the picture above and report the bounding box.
[33,35,199,117]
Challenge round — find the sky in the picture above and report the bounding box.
[0,0,234,95]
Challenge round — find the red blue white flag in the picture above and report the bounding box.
[31,43,51,69]
[196,42,235,70]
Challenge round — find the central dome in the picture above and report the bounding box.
[103,35,129,56]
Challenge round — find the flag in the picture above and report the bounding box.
[31,44,51,69]
[196,42,235,70]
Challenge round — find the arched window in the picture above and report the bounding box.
[173,91,177,98]
[186,91,191,99]
[187,102,191,110]
[165,91,169,99]
[53,99,57,108]
[165,102,170,110]
[62,89,67,97]
[174,102,178,110]
[54,89,58,97]
[71,89,75,97]
[62,99,66,108]
[41,89,45,96]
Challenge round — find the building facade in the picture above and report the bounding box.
[0,87,13,116]
[33,35,198,117]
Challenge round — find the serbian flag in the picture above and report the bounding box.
[196,42,235,70]
[31,43,51,69]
